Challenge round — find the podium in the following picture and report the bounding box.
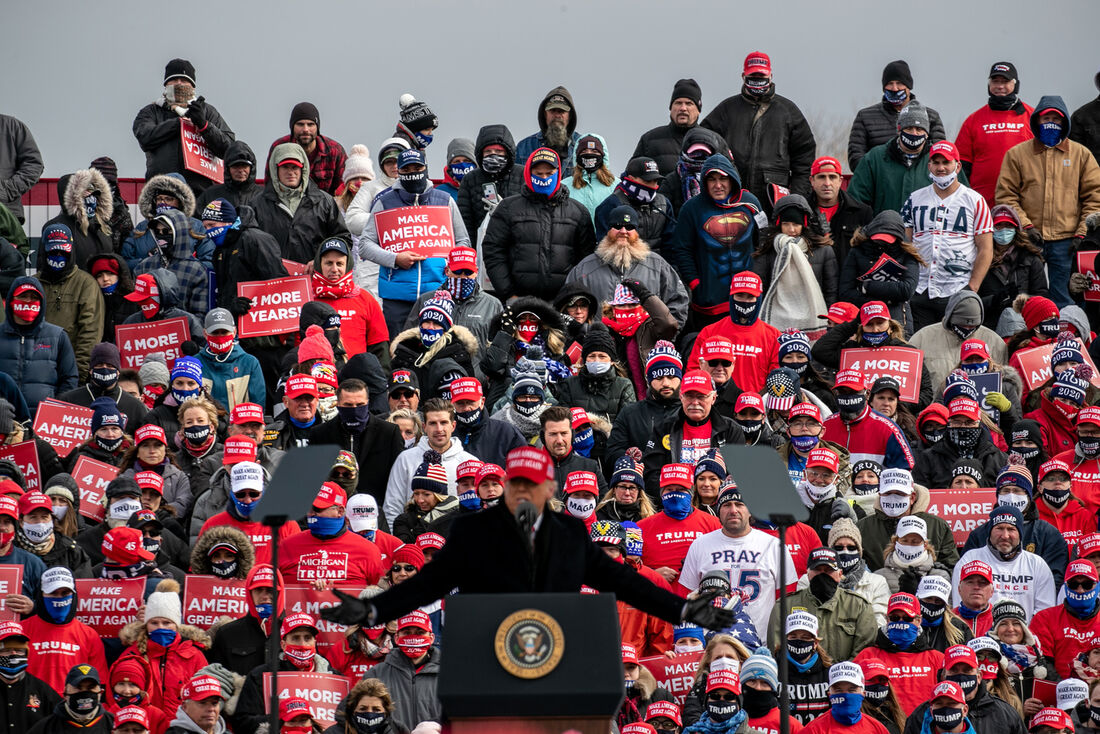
[438,593,625,733]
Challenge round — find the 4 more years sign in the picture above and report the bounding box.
[926,487,997,547]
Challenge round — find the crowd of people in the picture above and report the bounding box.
[0,49,1099,734]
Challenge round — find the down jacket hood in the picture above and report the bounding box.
[941,289,986,330]
[146,268,184,311]
[223,140,258,186]
[189,525,256,580]
[474,124,517,168]
[1030,95,1071,142]
[523,147,563,197]
[537,86,577,136]
[59,168,113,235]
[267,142,311,190]
[5,276,46,329]
[151,207,198,262]
[139,172,197,219]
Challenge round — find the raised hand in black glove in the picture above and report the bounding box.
[228,296,253,318]
[1027,228,1044,249]
[897,567,922,595]
[621,278,654,303]
[829,497,855,524]
[186,97,208,129]
[498,306,517,335]
[682,590,736,630]
[320,589,376,626]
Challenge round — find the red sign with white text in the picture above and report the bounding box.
[263,672,349,729]
[0,441,41,493]
[237,276,312,338]
[180,118,225,183]
[32,400,92,458]
[282,259,307,276]
[0,567,23,621]
[282,585,365,658]
[116,316,190,370]
[641,652,703,706]
[1077,252,1100,303]
[1014,339,1100,391]
[839,347,924,403]
[71,456,119,522]
[374,205,456,258]
[925,487,997,547]
[183,576,248,629]
[75,578,145,637]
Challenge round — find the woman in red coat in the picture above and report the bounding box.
[1023,365,1094,456]
[103,657,169,734]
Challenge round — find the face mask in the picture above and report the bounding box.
[947,427,981,454]
[738,418,764,436]
[862,330,890,347]
[90,367,119,390]
[414,131,433,147]
[255,603,274,620]
[946,673,978,698]
[316,395,337,422]
[744,77,771,96]
[784,361,809,377]
[205,224,230,246]
[865,683,889,703]
[149,627,177,647]
[458,490,482,511]
[661,490,693,520]
[899,131,928,150]
[997,493,1029,512]
[141,299,160,319]
[456,407,483,428]
[949,321,978,341]
[881,494,911,517]
[830,693,864,725]
[284,643,316,670]
[921,600,946,626]
[481,154,508,175]
[0,651,28,677]
[445,275,477,301]
[396,635,433,660]
[566,496,596,519]
[786,638,815,660]
[960,361,988,376]
[1080,436,1100,459]
[810,572,839,601]
[885,620,918,649]
[789,434,820,453]
[931,706,965,731]
[83,194,98,218]
[836,550,861,573]
[586,361,612,376]
[992,228,1016,246]
[338,404,371,432]
[52,505,68,521]
[854,482,879,495]
[619,178,657,204]
[516,320,539,342]
[420,324,446,348]
[836,393,866,418]
[211,560,239,579]
[22,521,52,544]
[43,593,73,624]
[930,169,959,190]
[894,542,926,563]
[11,301,40,321]
[448,161,476,183]
[978,660,999,679]
[572,427,594,457]
[674,639,704,654]
[514,398,543,417]
[924,427,946,446]
[183,424,212,448]
[707,698,741,722]
[1038,318,1061,339]
[207,333,235,355]
[353,712,389,734]
[530,171,559,196]
[143,536,160,556]
[577,155,602,172]
[307,514,344,538]
[45,252,69,272]
[400,170,428,194]
[1065,584,1099,616]
[883,88,908,105]
[742,687,778,717]
[95,434,124,453]
[1038,121,1063,148]
[1090,706,1100,727]
[172,386,201,404]
[729,297,760,326]
[1042,487,1072,508]
[101,282,118,296]
[799,480,836,505]
[67,691,99,716]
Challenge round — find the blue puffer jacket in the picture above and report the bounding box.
[197,342,266,409]
[666,154,763,314]
[0,277,79,411]
[121,172,211,269]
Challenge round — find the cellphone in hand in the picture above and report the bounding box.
[482,183,499,203]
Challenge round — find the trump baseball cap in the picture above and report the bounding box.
[114,707,150,730]
[222,435,257,465]
[313,482,347,510]
[680,369,714,394]
[280,697,311,723]
[506,446,554,484]
[729,271,763,297]
[806,448,839,473]
[734,392,764,414]
[700,337,735,362]
[660,463,693,490]
[960,559,993,582]
[125,274,160,302]
[929,141,960,162]
[743,51,771,76]
[447,247,478,274]
[834,369,866,391]
[182,674,224,701]
[397,609,431,630]
[0,621,26,643]
[1067,559,1099,583]
[943,644,978,670]
[789,402,823,423]
[563,470,599,495]
[706,669,741,694]
[230,402,265,425]
[931,681,966,705]
[887,592,920,619]
[450,377,482,402]
[280,613,318,638]
[819,302,860,324]
[285,374,319,399]
[811,156,843,176]
[860,301,890,325]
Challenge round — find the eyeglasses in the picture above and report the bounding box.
[612,483,638,493]
[1068,579,1096,592]
[233,490,261,500]
[391,564,417,574]
[708,693,738,702]
[611,223,637,232]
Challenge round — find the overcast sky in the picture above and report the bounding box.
[6,0,1099,179]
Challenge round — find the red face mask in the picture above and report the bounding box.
[283,643,316,670]
[0,530,14,549]
[141,299,160,319]
[206,333,235,355]
[517,319,539,343]
[396,634,432,660]
[612,306,645,325]
[282,726,311,734]
[11,301,39,321]
[142,384,166,409]
[978,660,998,680]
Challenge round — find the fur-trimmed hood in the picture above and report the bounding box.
[139,173,197,219]
[595,231,651,272]
[488,295,563,336]
[119,618,211,652]
[189,525,256,579]
[390,323,479,361]
[59,168,113,235]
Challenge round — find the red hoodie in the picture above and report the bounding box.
[751,707,806,734]
[25,613,108,695]
[114,635,208,716]
[313,281,389,357]
[200,512,300,566]
[801,711,888,734]
[1025,395,1078,456]
[638,510,721,577]
[279,527,384,585]
[618,560,674,657]
[1035,489,1097,550]
[688,319,780,393]
[1031,602,1100,678]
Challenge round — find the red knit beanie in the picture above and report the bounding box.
[392,543,425,571]
[1021,296,1059,331]
[298,324,335,364]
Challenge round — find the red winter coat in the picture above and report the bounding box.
[115,624,209,716]
[687,318,780,393]
[1031,602,1100,678]
[1036,491,1097,551]
[278,527,385,585]
[315,287,389,357]
[758,521,819,577]
[638,510,721,576]
[855,642,944,715]
[1052,449,1100,515]
[24,615,108,695]
[199,512,300,566]
[1024,393,1078,456]
[619,561,675,657]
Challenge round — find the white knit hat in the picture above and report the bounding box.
[145,579,182,625]
[343,144,376,184]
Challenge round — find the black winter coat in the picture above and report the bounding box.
[455,124,526,236]
[482,186,596,301]
[848,97,947,171]
[978,248,1049,328]
[0,672,61,734]
[57,384,148,436]
[308,416,405,507]
[251,181,349,264]
[632,121,698,176]
[912,431,1008,489]
[606,390,682,470]
[454,416,527,468]
[642,410,745,498]
[809,190,873,267]
[368,502,686,624]
[701,89,817,208]
[1070,93,1100,165]
[552,372,636,423]
[903,685,1027,734]
[550,450,608,500]
[209,206,288,309]
[196,140,264,210]
[132,98,235,194]
[837,242,920,329]
[27,705,112,734]
[206,613,270,677]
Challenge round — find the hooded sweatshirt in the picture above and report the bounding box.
[24,586,109,695]
[123,173,211,269]
[0,277,79,411]
[515,86,581,174]
[311,239,389,356]
[120,268,206,345]
[909,290,1009,389]
[36,239,104,380]
[456,124,526,235]
[565,133,617,220]
[197,140,264,210]
[134,207,212,316]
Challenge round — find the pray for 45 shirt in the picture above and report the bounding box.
[902,183,993,299]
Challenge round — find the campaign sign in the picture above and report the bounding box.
[1077,251,1100,303]
[263,672,349,729]
[0,567,23,621]
[970,372,1003,422]
[180,118,225,183]
[237,276,311,338]
[374,205,456,258]
[1014,339,1100,391]
[0,441,41,493]
[71,456,120,522]
[838,347,924,403]
[282,259,307,277]
[283,585,366,657]
[183,576,248,628]
[75,578,144,637]
[33,400,92,458]
[116,316,190,370]
[925,487,997,547]
[641,652,703,706]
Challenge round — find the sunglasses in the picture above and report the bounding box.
[1068,579,1096,592]
[391,564,417,574]
[708,360,733,368]
[234,490,261,500]
[833,544,859,552]
[612,223,637,232]
[708,693,738,702]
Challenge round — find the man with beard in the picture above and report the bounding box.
[594,157,676,252]
[956,63,1034,205]
[807,156,871,267]
[632,79,702,175]
[515,87,581,175]
[566,204,689,327]
[267,102,347,196]
[607,342,683,462]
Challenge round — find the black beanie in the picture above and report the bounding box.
[582,325,618,362]
[1008,419,1043,447]
[290,102,320,133]
[163,58,195,85]
[89,157,118,186]
[882,60,913,89]
[300,301,341,335]
[670,78,702,110]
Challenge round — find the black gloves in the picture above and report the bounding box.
[621,278,654,303]
[897,567,922,595]
[320,589,376,626]
[186,96,208,129]
[829,498,855,523]
[682,590,736,630]
[499,306,516,335]
[228,296,253,318]
[1027,228,1044,249]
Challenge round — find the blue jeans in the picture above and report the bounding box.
[1045,237,1074,307]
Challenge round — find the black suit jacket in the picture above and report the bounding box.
[309,415,405,508]
[368,503,685,625]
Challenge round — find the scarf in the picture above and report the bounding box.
[273,177,306,216]
[500,403,545,439]
[312,271,357,299]
[1000,642,1038,674]
[603,309,649,338]
[677,158,703,203]
[683,709,748,733]
[840,562,866,590]
[181,431,217,458]
[14,528,53,556]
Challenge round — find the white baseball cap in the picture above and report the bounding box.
[1057,678,1089,711]
[966,635,1000,656]
[896,516,928,541]
[346,493,379,533]
[230,461,264,494]
[916,576,952,603]
[879,468,915,495]
[785,610,819,637]
[829,661,864,688]
[42,567,75,595]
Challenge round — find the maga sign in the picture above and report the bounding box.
[0,441,41,493]
[375,206,456,258]
[925,487,997,547]
[640,652,703,706]
[75,578,144,637]
[283,585,365,658]
[33,400,91,458]
[116,316,190,370]
[1014,339,1100,391]
[263,673,349,729]
[237,276,311,338]
[839,346,924,403]
[71,455,120,522]
[180,118,225,183]
[183,576,248,628]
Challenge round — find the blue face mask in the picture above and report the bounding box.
[101,282,118,295]
[205,224,230,246]
[862,330,890,347]
[446,276,477,301]
[44,594,74,624]
[1066,585,1099,617]
[84,194,98,218]
[830,693,864,725]
[338,404,371,432]
[883,88,907,105]
[993,228,1016,246]
[459,490,481,511]
[231,493,257,518]
[149,627,177,647]
[790,434,820,453]
[885,620,919,649]
[0,652,28,677]
[45,253,68,272]
[420,325,446,348]
[573,427,594,458]
[729,297,760,326]
[254,603,274,620]
[530,171,559,197]
[448,162,476,183]
[414,131,433,147]
[308,514,345,538]
[1038,121,1063,147]
[288,414,316,429]
[172,386,201,404]
[961,361,989,375]
[662,490,693,520]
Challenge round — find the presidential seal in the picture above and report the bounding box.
[494,608,564,679]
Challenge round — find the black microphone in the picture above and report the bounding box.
[515,499,537,548]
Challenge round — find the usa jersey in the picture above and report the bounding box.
[902,183,993,299]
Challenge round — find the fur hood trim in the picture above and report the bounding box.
[62,168,113,235]
[139,173,197,219]
[119,619,212,652]
[595,233,651,272]
[1087,211,1100,230]
[489,295,562,335]
[190,525,256,579]
[390,324,480,361]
